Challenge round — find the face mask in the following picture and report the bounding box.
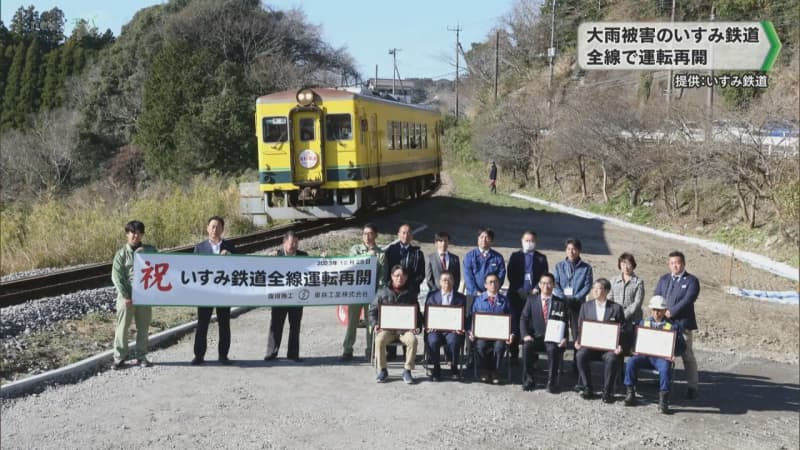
[522,242,535,253]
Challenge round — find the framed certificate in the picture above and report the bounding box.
[578,320,620,351]
[379,304,417,330]
[544,320,566,343]
[472,313,511,340]
[634,326,677,359]
[425,305,465,332]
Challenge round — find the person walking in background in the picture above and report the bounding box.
[608,252,644,354]
[265,231,308,362]
[191,216,236,366]
[111,220,157,369]
[653,250,700,400]
[341,223,387,361]
[489,161,498,194]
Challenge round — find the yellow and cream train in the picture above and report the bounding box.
[241,87,442,221]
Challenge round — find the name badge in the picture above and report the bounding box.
[564,287,574,296]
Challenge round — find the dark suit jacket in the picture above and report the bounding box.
[576,300,624,346]
[425,252,461,292]
[520,294,567,339]
[194,239,236,255]
[507,250,549,302]
[653,271,699,330]
[385,243,425,292]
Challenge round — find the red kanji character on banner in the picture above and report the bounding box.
[140,261,173,291]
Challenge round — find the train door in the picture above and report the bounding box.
[291,110,324,185]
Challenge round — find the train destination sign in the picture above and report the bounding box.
[578,21,782,71]
[132,253,377,307]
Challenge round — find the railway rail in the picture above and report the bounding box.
[0,183,438,308]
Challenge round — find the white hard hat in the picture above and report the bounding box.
[648,295,667,310]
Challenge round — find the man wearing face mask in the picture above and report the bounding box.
[506,230,549,364]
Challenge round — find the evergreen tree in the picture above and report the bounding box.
[39,7,66,51]
[1,41,25,129]
[10,6,39,36]
[40,47,62,109]
[0,43,10,97]
[18,38,42,118]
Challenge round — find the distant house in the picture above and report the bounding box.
[366,78,433,104]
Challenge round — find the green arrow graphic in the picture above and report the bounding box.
[761,21,782,71]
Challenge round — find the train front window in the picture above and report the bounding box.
[299,118,315,141]
[326,114,352,141]
[263,116,288,143]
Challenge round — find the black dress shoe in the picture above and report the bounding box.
[546,383,556,394]
[522,383,535,392]
[580,389,594,400]
[289,357,304,363]
[340,352,354,361]
[573,384,584,393]
[219,357,233,365]
[264,354,278,361]
[191,357,204,365]
[430,375,440,382]
[602,393,615,404]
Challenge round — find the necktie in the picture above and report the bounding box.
[542,299,548,322]
[441,253,447,270]
[488,296,496,307]
[443,294,450,306]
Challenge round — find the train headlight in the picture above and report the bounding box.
[296,88,315,106]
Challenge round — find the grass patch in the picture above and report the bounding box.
[0,307,197,384]
[446,161,558,212]
[0,175,259,275]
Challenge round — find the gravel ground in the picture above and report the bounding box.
[1,306,798,449]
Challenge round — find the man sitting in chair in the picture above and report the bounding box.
[624,295,686,414]
[369,265,421,384]
[520,272,568,393]
[468,273,514,384]
[425,271,466,381]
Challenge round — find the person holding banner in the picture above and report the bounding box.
[425,271,466,381]
[111,220,158,369]
[623,295,686,414]
[507,230,549,365]
[574,278,624,403]
[341,223,386,361]
[653,250,700,400]
[520,272,567,393]
[265,231,308,362]
[369,265,421,384]
[468,273,513,384]
[191,216,236,366]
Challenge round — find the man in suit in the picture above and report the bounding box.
[507,230,549,364]
[265,231,308,362]
[553,238,593,375]
[520,272,567,393]
[468,273,513,384]
[425,231,461,292]
[425,271,466,381]
[653,250,700,399]
[192,216,236,365]
[574,278,624,403]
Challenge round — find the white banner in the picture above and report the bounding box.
[132,253,377,307]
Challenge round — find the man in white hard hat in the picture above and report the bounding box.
[623,295,686,414]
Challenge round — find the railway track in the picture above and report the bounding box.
[0,183,439,308]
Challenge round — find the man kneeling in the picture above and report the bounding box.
[624,295,686,414]
[369,265,421,384]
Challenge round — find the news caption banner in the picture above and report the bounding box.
[132,252,377,307]
[577,21,782,71]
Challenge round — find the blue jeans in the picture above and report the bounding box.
[624,355,672,392]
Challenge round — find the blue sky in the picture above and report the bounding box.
[1,0,520,80]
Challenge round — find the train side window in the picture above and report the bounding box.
[402,122,409,149]
[360,119,367,145]
[423,124,428,149]
[415,123,422,149]
[299,118,315,141]
[263,116,288,143]
[387,121,394,149]
[326,114,352,141]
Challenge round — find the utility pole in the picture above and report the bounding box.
[548,0,557,90]
[495,30,500,102]
[374,64,378,91]
[388,48,401,95]
[448,24,462,123]
[666,0,676,107]
[706,6,715,143]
